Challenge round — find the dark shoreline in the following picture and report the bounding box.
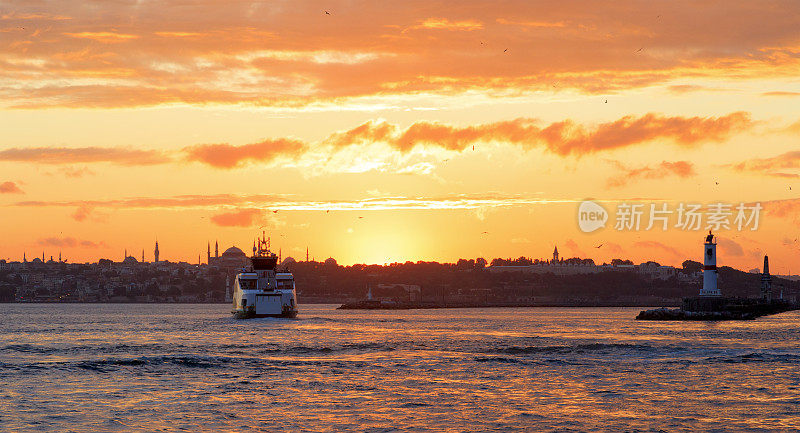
[338,301,680,310]
[2,301,678,308]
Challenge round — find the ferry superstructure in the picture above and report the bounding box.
[231,233,298,319]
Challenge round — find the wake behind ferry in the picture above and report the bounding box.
[231,233,298,319]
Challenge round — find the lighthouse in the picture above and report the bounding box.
[699,231,720,297]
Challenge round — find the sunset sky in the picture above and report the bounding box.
[2,1,800,271]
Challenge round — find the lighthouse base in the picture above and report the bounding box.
[637,297,797,321]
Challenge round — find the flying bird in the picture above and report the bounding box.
[503,48,508,52]
[715,181,719,185]
[636,47,643,53]
[326,210,330,213]
[604,99,607,103]
[358,216,364,219]
[273,210,279,213]
[481,231,489,234]
[595,244,603,248]
[325,10,330,15]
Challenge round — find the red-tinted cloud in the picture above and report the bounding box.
[730,150,800,177]
[0,181,24,194]
[36,237,105,248]
[634,240,683,258]
[0,113,752,171]
[607,160,696,187]
[0,147,169,165]
[330,113,751,155]
[718,238,744,257]
[564,238,587,257]
[183,139,307,168]
[210,209,264,227]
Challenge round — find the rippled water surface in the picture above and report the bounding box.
[2,304,800,432]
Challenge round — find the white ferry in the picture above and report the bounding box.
[231,233,298,319]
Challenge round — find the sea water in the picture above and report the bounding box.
[2,304,800,432]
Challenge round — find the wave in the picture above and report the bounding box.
[484,342,671,355]
[300,316,409,324]
[704,352,800,364]
[0,353,382,373]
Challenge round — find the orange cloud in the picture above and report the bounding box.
[762,91,800,97]
[0,181,24,194]
[3,2,800,108]
[183,139,307,168]
[15,192,577,212]
[70,204,93,222]
[717,238,744,257]
[564,239,587,257]
[604,242,624,255]
[63,32,139,42]
[0,147,169,165]
[1,114,751,172]
[633,240,683,258]
[17,193,287,210]
[729,150,800,177]
[210,209,264,227]
[606,160,696,187]
[496,18,566,28]
[36,237,105,248]
[332,113,751,155]
[403,18,484,32]
[762,198,800,222]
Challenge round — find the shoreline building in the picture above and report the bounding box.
[762,255,772,301]
[487,244,677,278]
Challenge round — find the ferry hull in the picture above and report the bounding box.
[232,308,298,319]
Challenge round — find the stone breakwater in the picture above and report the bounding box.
[637,298,798,321]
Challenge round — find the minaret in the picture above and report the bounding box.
[42,251,45,261]
[154,240,159,263]
[306,247,309,262]
[59,251,62,262]
[700,231,720,297]
[124,248,127,260]
[142,249,145,263]
[279,248,282,263]
[23,252,26,263]
[553,246,559,264]
[207,242,211,264]
[761,255,772,301]
[215,240,219,259]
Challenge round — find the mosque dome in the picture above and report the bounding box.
[122,256,139,265]
[281,257,296,265]
[222,246,246,258]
